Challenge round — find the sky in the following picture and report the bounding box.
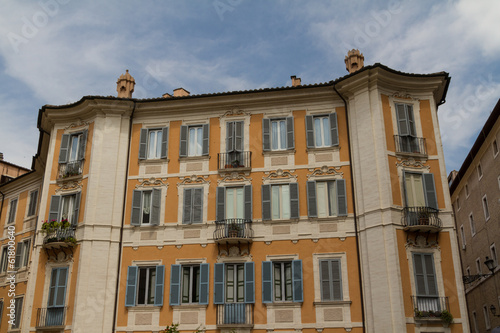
[0,0,499,174]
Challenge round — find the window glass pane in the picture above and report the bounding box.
[226,188,235,219]
[279,120,286,149]
[142,192,151,224]
[156,130,162,158]
[314,118,322,147]
[148,131,156,158]
[322,117,331,146]
[285,263,292,301]
[274,263,282,301]
[193,266,200,302]
[317,182,327,217]
[182,267,190,303]
[69,135,80,162]
[272,186,280,220]
[148,268,156,304]
[226,265,234,302]
[188,128,196,156]
[61,195,74,222]
[237,265,244,302]
[271,121,278,150]
[405,173,425,207]
[282,185,290,219]
[137,268,147,304]
[328,181,337,216]
[236,187,244,219]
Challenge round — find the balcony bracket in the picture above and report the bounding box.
[44,243,74,262]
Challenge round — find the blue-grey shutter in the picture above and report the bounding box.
[396,104,409,136]
[72,192,81,225]
[289,183,299,219]
[48,195,61,222]
[329,113,339,146]
[161,127,169,159]
[305,115,314,148]
[199,263,210,305]
[262,119,271,151]
[306,181,317,217]
[79,130,87,161]
[331,260,342,300]
[49,267,68,307]
[169,264,181,306]
[261,185,271,221]
[214,263,225,304]
[423,173,438,210]
[413,253,425,296]
[292,260,303,302]
[155,265,165,306]
[413,253,437,297]
[407,105,416,136]
[14,242,22,269]
[402,170,409,207]
[226,122,234,152]
[131,190,142,226]
[59,134,70,163]
[202,124,210,156]
[179,125,188,157]
[336,179,347,216]
[244,262,255,304]
[139,129,148,160]
[262,261,273,303]
[320,260,331,301]
[424,254,438,296]
[183,188,192,224]
[125,266,138,307]
[216,187,225,221]
[244,185,252,221]
[151,188,161,225]
[286,117,295,149]
[235,121,243,152]
[192,188,203,224]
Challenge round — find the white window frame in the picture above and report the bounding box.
[60,194,78,224]
[188,126,204,157]
[476,258,482,275]
[225,263,245,303]
[482,195,490,221]
[68,132,83,163]
[147,128,163,159]
[181,265,201,304]
[270,184,291,220]
[136,266,157,306]
[27,189,39,217]
[470,213,476,236]
[313,115,332,148]
[270,119,287,151]
[477,163,483,180]
[225,186,245,220]
[312,253,349,303]
[139,190,153,225]
[7,197,18,224]
[460,225,466,249]
[177,182,208,225]
[316,180,338,218]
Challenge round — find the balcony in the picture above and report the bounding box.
[214,218,253,244]
[58,160,84,179]
[218,151,251,172]
[216,303,253,327]
[402,207,441,233]
[394,135,427,155]
[412,296,450,321]
[42,226,76,260]
[36,307,68,328]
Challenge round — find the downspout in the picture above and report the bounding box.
[333,83,366,333]
[0,190,4,225]
[112,100,136,332]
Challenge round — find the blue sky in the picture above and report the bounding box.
[0,0,499,173]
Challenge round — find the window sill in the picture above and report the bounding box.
[262,218,300,224]
[139,158,169,164]
[262,149,295,156]
[313,300,352,306]
[127,305,162,311]
[395,151,427,158]
[171,304,208,309]
[306,145,340,153]
[310,216,347,222]
[179,155,210,161]
[264,302,302,307]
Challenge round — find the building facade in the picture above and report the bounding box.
[449,99,500,332]
[0,51,469,332]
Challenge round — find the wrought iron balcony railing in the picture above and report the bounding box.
[402,207,441,231]
[394,135,427,155]
[216,303,253,326]
[36,306,68,327]
[218,151,251,170]
[412,296,449,317]
[58,160,84,178]
[214,218,253,242]
[43,227,76,245]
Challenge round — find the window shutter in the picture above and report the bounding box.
[306,181,317,217]
[244,262,255,304]
[216,187,225,221]
[262,261,273,303]
[331,260,342,300]
[286,117,295,149]
[402,170,408,207]
[202,124,210,156]
[406,105,416,136]
[131,190,142,226]
[169,264,181,306]
[161,127,169,159]
[125,266,138,307]
[179,125,188,157]
[262,119,271,151]
[14,242,22,269]
[23,240,30,267]
[337,179,347,216]
[214,263,225,304]
[413,253,426,296]
[423,173,438,210]
[424,254,438,296]
[199,263,210,305]
[305,115,314,148]
[151,188,161,225]
[155,265,165,306]
[48,195,61,222]
[183,188,193,224]
[320,260,331,301]
[235,121,243,152]
[226,122,234,152]
[59,134,70,163]
[138,128,148,160]
[79,130,87,161]
[72,192,81,226]
[396,104,409,136]
[192,188,203,224]
[329,113,339,146]
[289,183,299,219]
[261,185,271,221]
[8,199,17,223]
[28,190,38,216]
[244,185,252,221]
[292,260,303,302]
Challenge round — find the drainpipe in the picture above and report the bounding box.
[0,190,4,224]
[112,100,136,332]
[333,83,366,333]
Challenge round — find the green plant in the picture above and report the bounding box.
[440,310,453,324]
[159,324,203,333]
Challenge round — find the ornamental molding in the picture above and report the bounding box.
[217,172,252,185]
[136,177,168,189]
[392,91,419,101]
[396,158,430,170]
[177,175,210,187]
[220,106,251,119]
[64,120,90,130]
[262,169,297,182]
[405,235,440,249]
[307,165,343,179]
[55,181,83,194]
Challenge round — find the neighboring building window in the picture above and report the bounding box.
[179,124,209,157]
[262,260,302,303]
[14,239,31,269]
[262,117,294,151]
[169,264,209,305]
[484,305,491,330]
[476,258,482,274]
[466,267,471,276]
[7,198,17,224]
[460,225,466,249]
[131,189,161,226]
[403,172,438,209]
[214,262,255,304]
[11,297,23,329]
[47,267,68,326]
[482,195,490,220]
[138,127,168,160]
[493,139,499,157]
[465,183,469,197]
[261,183,299,221]
[472,311,479,333]
[305,113,339,148]
[182,188,203,224]
[125,265,164,307]
[491,244,498,266]
[27,190,38,217]
[320,259,342,301]
[0,247,8,273]
[307,179,347,218]
[456,196,460,210]
[216,186,252,221]
[412,253,439,312]
[469,213,476,236]
[48,193,81,225]
[477,163,483,179]
[395,103,418,153]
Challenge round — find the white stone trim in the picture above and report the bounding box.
[312,252,350,302]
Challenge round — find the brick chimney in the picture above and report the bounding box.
[173,88,190,97]
[291,75,301,87]
[345,49,364,74]
[0,152,3,160]
[116,70,136,98]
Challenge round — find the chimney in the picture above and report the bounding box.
[173,88,190,97]
[116,70,136,98]
[291,75,301,87]
[162,93,173,98]
[345,49,365,74]
[0,152,3,160]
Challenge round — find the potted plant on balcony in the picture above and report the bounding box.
[228,223,241,238]
[418,210,430,225]
[440,310,453,327]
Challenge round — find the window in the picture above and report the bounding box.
[493,139,498,157]
[138,127,168,160]
[216,185,252,221]
[0,247,8,273]
[14,239,31,269]
[465,183,469,197]
[482,195,490,220]
[456,196,460,210]
[0,299,3,327]
[182,188,203,224]
[491,244,498,266]
[125,265,164,307]
[262,183,299,221]
[484,305,491,330]
[47,267,68,326]
[48,193,81,225]
[58,131,87,175]
[460,225,466,249]
[472,311,479,333]
[466,267,471,276]
[476,258,482,275]
[477,163,483,179]
[403,172,438,209]
[214,262,255,304]
[170,264,209,305]
[27,190,39,217]
[307,179,347,218]
[179,124,209,157]
[469,213,476,236]
[131,188,161,226]
[395,103,418,153]
[305,113,339,148]
[262,117,294,151]
[11,297,23,329]
[7,198,17,224]
[262,260,302,303]
[412,253,439,312]
[320,259,342,301]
